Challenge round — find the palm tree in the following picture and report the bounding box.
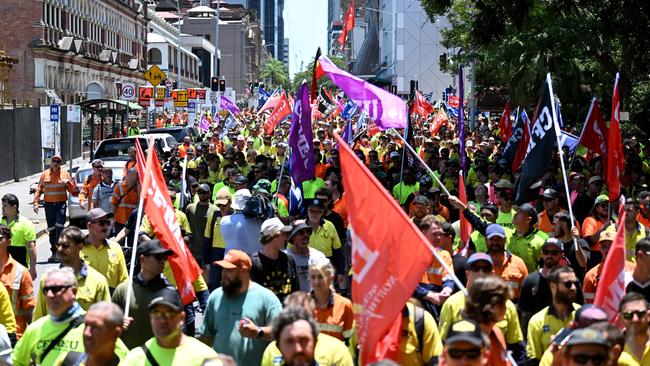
[260,58,289,89]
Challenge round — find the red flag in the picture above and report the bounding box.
[607,74,624,201]
[337,0,355,51]
[512,112,530,171]
[257,90,281,115]
[335,133,433,364]
[498,99,512,142]
[430,109,449,136]
[367,121,380,137]
[263,93,292,135]
[139,140,202,305]
[578,97,609,155]
[458,171,472,247]
[134,139,146,178]
[411,90,435,117]
[310,48,324,102]
[594,196,626,319]
[447,95,460,109]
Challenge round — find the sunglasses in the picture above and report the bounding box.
[52,160,62,163]
[561,280,580,289]
[569,353,607,366]
[447,348,481,360]
[42,284,73,295]
[469,265,492,273]
[56,242,72,250]
[542,249,562,256]
[621,309,647,320]
[147,253,169,261]
[150,310,179,320]
[92,220,111,226]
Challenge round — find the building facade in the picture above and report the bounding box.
[4,0,147,105]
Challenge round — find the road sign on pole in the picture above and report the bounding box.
[66,105,81,123]
[120,82,137,101]
[144,65,167,87]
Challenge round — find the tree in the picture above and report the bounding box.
[260,58,290,90]
[420,0,650,130]
[291,55,347,92]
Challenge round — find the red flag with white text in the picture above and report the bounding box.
[337,0,355,51]
[336,134,433,364]
[430,109,449,137]
[578,97,608,155]
[594,196,626,319]
[607,74,625,201]
[263,93,292,135]
[498,99,512,142]
[139,141,202,305]
[411,90,435,117]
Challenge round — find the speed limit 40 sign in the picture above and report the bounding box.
[120,82,137,101]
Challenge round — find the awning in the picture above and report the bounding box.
[110,99,143,110]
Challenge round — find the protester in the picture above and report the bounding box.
[0,224,34,338]
[440,319,489,366]
[285,220,326,292]
[309,260,355,344]
[1,194,37,277]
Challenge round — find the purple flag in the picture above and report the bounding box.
[458,65,466,172]
[288,83,316,184]
[199,114,210,131]
[220,95,241,115]
[318,55,407,130]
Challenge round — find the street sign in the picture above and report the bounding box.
[144,65,166,87]
[66,105,81,123]
[155,87,166,101]
[50,105,60,122]
[174,89,188,107]
[120,82,137,101]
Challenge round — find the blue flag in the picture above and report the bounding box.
[341,100,359,120]
[340,121,353,145]
[257,87,270,109]
[560,131,579,156]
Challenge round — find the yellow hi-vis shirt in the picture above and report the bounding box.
[261,332,354,366]
[0,284,16,334]
[307,220,341,257]
[439,290,523,344]
[526,303,580,361]
[163,263,208,292]
[399,302,443,365]
[204,211,227,249]
[80,239,128,290]
[121,336,220,365]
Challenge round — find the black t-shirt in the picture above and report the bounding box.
[250,251,299,303]
[561,238,591,281]
[325,211,346,246]
[519,270,551,315]
[626,280,650,304]
[572,192,595,226]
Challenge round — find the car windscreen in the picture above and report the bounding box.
[75,167,124,184]
[94,139,148,160]
[144,129,186,143]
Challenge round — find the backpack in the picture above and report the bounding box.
[242,194,274,220]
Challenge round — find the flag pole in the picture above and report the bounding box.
[124,194,145,319]
[390,129,451,196]
[180,154,188,208]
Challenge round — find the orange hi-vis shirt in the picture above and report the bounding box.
[123,159,137,178]
[178,143,194,158]
[332,194,348,229]
[313,292,355,341]
[582,216,607,250]
[111,182,139,225]
[583,260,636,303]
[79,174,102,209]
[33,168,75,204]
[0,256,35,338]
[537,209,582,236]
[493,252,529,300]
[638,213,650,229]
[420,248,453,287]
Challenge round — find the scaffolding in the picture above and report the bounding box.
[0,49,18,106]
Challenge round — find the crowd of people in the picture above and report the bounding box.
[0,101,648,365]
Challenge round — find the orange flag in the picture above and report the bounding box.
[263,93,292,135]
[139,139,202,305]
[335,133,433,364]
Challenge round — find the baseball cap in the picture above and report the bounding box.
[445,320,486,347]
[598,231,616,243]
[214,249,252,270]
[389,151,400,158]
[413,195,429,205]
[486,224,506,239]
[235,175,249,185]
[573,304,608,329]
[588,176,603,185]
[197,184,210,193]
[494,179,513,189]
[148,287,183,312]
[52,155,62,161]
[594,194,610,205]
[515,203,538,224]
[562,328,610,348]
[260,217,292,236]
[214,188,232,205]
[542,237,564,250]
[91,159,104,167]
[137,239,173,257]
[86,208,113,222]
[231,189,251,210]
[253,179,272,195]
[541,188,559,199]
[466,253,493,267]
[307,198,326,210]
[288,220,313,241]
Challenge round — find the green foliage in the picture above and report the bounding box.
[420,0,650,133]
[291,55,346,92]
[260,58,290,90]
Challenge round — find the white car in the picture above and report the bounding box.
[68,160,126,227]
[92,134,177,161]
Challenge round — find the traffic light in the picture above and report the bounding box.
[211,77,219,91]
[219,79,226,92]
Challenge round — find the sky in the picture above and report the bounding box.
[283,0,328,78]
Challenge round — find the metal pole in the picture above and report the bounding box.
[176,0,182,90]
[214,0,220,78]
[468,50,477,130]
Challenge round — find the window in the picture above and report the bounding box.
[148,48,162,65]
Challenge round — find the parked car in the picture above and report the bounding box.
[67,160,126,227]
[143,126,199,143]
[93,134,176,161]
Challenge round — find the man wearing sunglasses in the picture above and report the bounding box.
[619,292,650,364]
[560,328,611,366]
[33,226,109,321]
[81,208,128,294]
[439,253,526,365]
[440,319,488,366]
[112,239,175,349]
[526,266,581,366]
[33,155,76,263]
